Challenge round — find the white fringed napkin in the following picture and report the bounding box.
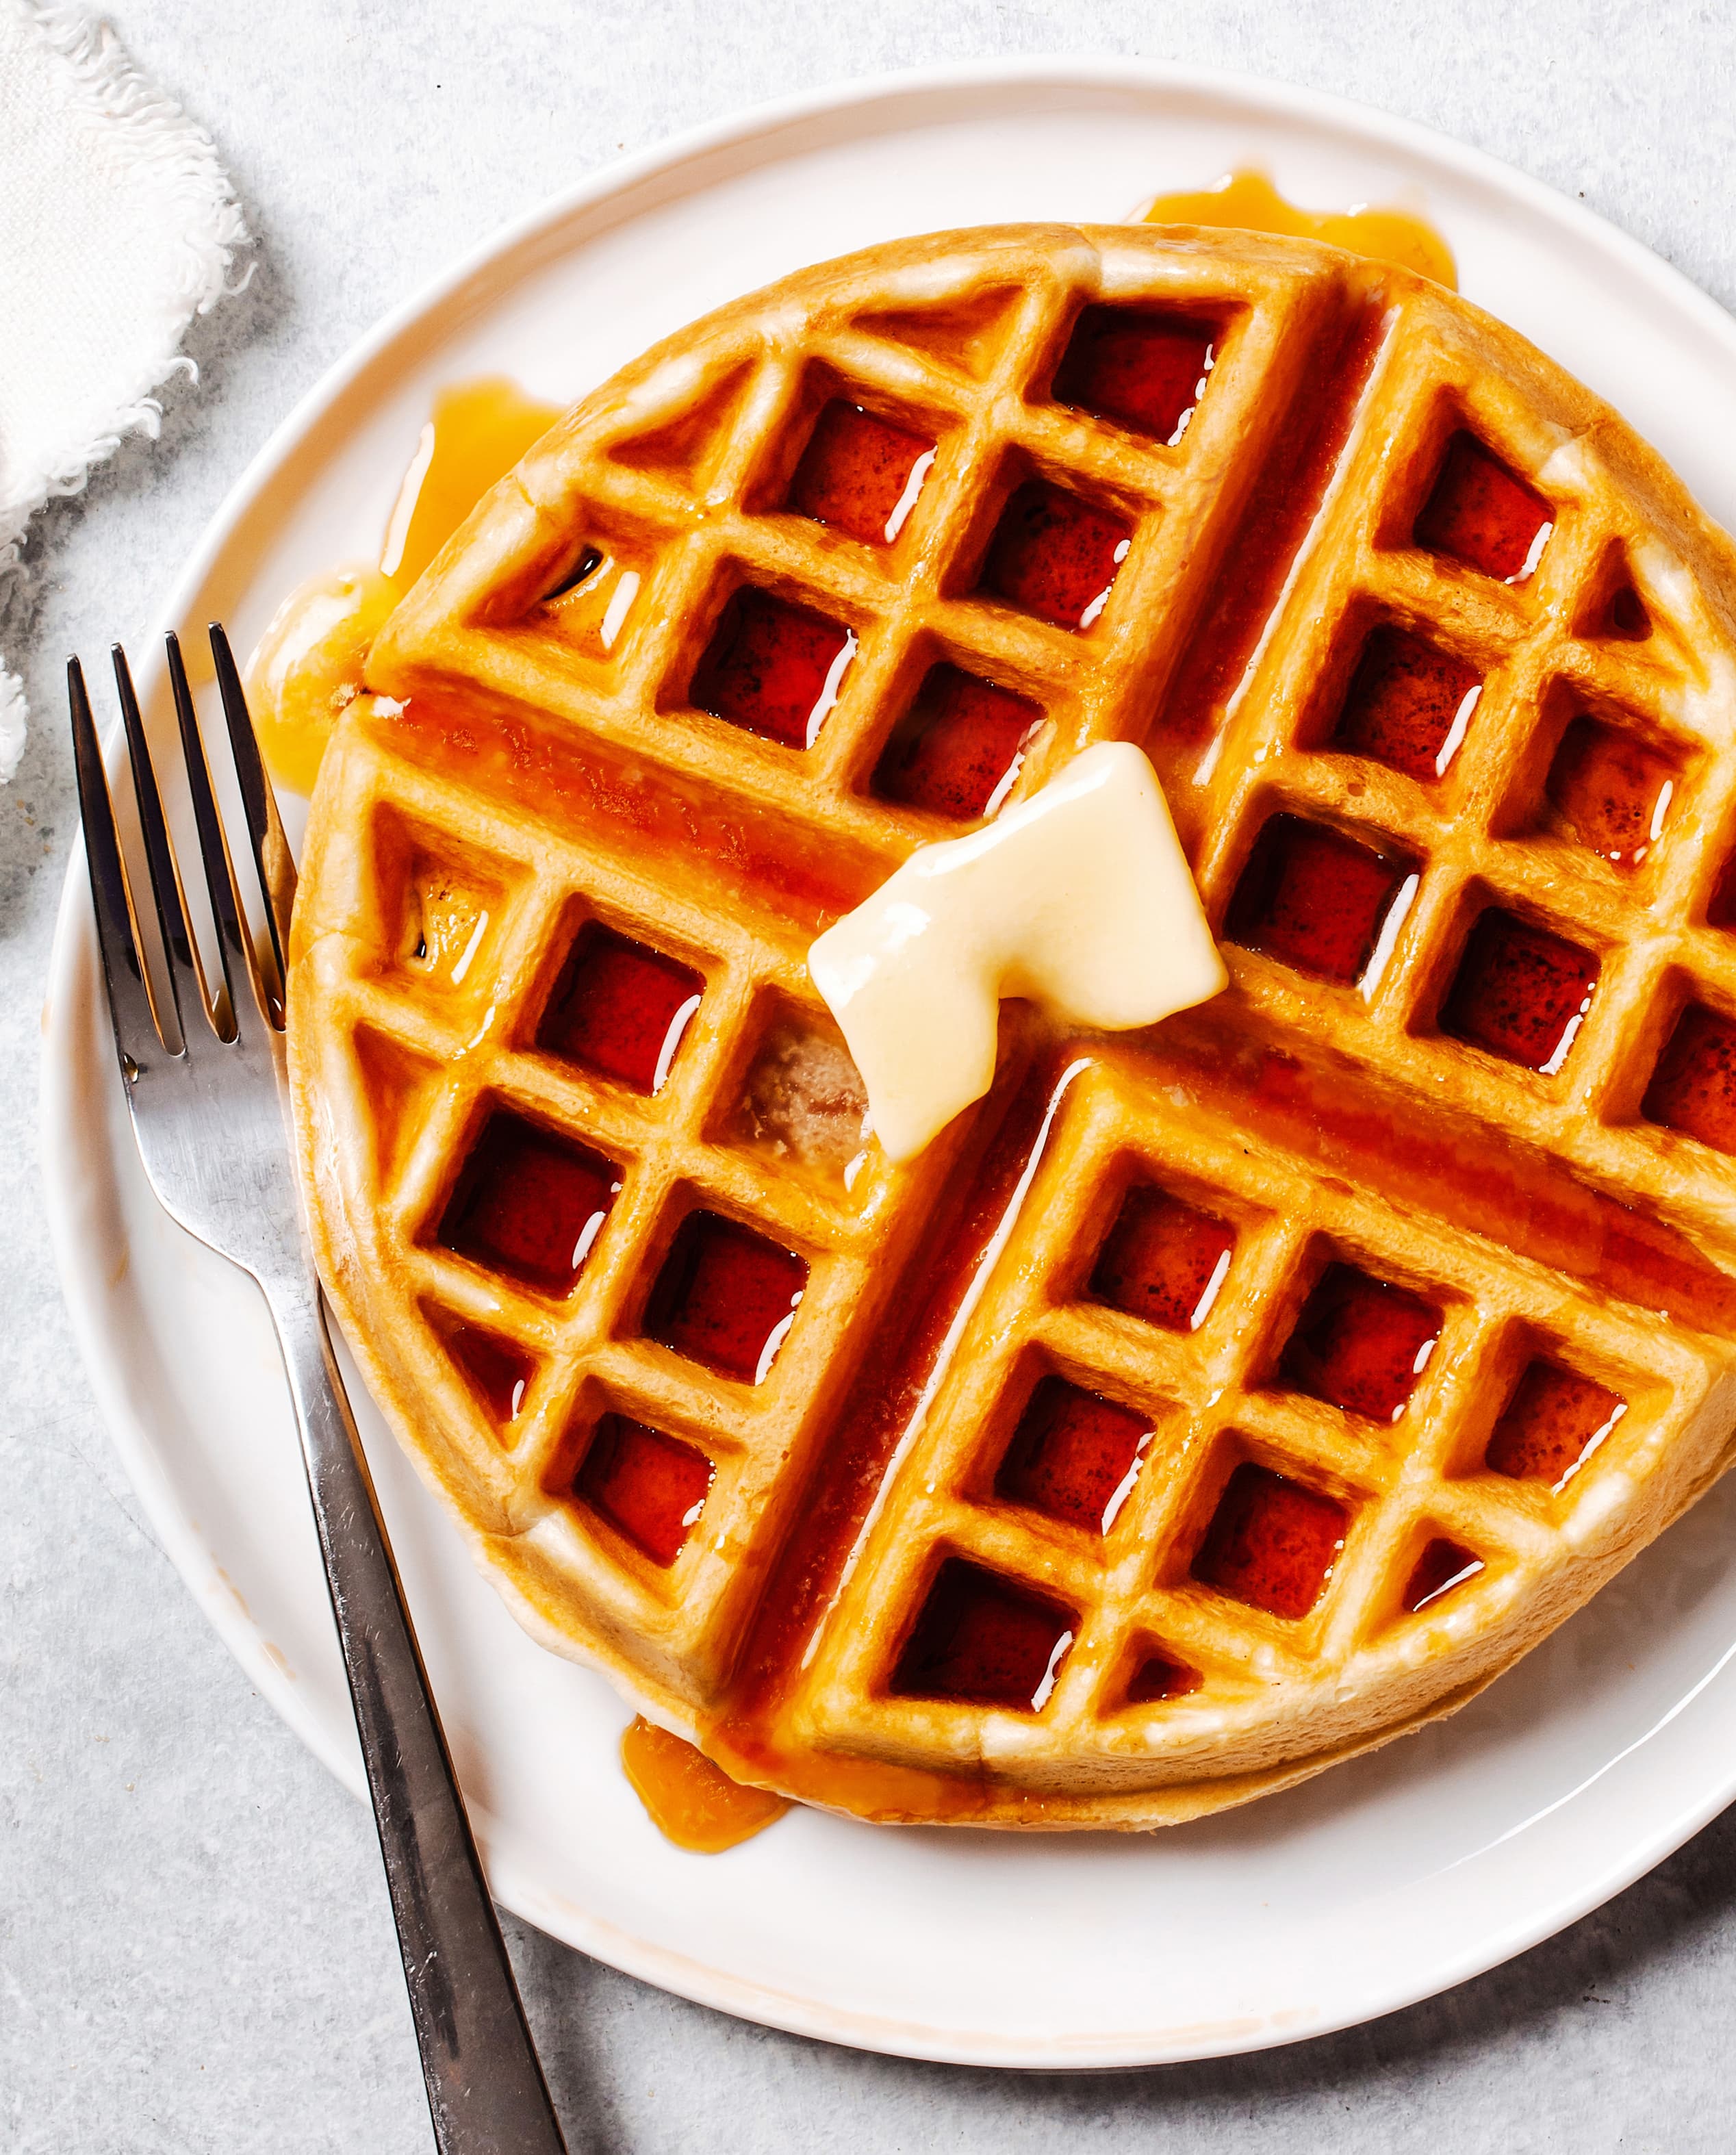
[0,2,247,778]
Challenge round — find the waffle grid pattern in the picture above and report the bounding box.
[290,225,1736,1817]
[799,1051,1726,1790]
[301,724,952,1711]
[1167,296,1736,1251]
[373,227,1736,1254]
[369,230,1349,878]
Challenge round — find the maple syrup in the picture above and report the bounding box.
[979,479,1131,630]
[1486,1360,1626,1490]
[1051,304,1218,444]
[1708,852,1736,931]
[1442,909,1598,1073]
[439,1110,620,1295]
[1143,170,1457,290]
[536,922,702,1094]
[690,587,856,749]
[1090,1186,1235,1333]
[647,1212,808,1382]
[1158,298,1388,745]
[1331,627,1481,784]
[401,858,497,989]
[246,377,563,793]
[788,399,935,545]
[1123,1649,1202,1705]
[872,664,1042,821]
[246,565,399,797]
[1192,1462,1348,1619]
[1227,813,1418,989]
[576,1415,714,1567]
[892,1557,1076,1710]
[1281,1261,1442,1423]
[1545,717,1679,867]
[439,1319,536,1427]
[1644,1002,1736,1154]
[1175,1011,1736,1336]
[619,1716,789,1852]
[1603,583,1651,639]
[1415,432,1553,584]
[994,1375,1155,1535]
[1403,1538,1483,1613]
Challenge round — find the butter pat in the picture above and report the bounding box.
[808,741,1225,1161]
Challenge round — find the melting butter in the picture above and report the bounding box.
[808,742,1225,1161]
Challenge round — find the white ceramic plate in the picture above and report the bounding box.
[42,60,1736,2069]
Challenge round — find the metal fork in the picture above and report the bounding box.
[69,628,570,2155]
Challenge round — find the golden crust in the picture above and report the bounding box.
[291,223,1736,1826]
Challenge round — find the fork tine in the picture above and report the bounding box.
[165,630,268,1045]
[109,644,205,1048]
[68,657,166,1073]
[209,622,296,996]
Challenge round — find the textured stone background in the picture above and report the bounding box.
[7,4,1736,2149]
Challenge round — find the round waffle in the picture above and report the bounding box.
[288,222,1736,1827]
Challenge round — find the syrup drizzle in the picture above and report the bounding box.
[1280,1262,1442,1424]
[1227,813,1418,991]
[1143,170,1457,290]
[1051,305,1218,445]
[438,1112,620,1296]
[439,1319,535,1427]
[873,664,1043,821]
[1545,717,1680,867]
[892,1557,1076,1711]
[619,1717,789,1852]
[576,1416,715,1566]
[1331,628,1481,784]
[1090,1186,1235,1333]
[1155,297,1390,758]
[1403,1538,1483,1613]
[1415,433,1553,585]
[1124,1649,1202,1705]
[690,588,856,749]
[1486,1360,1626,1491]
[1442,910,1598,1075]
[247,377,563,793]
[1644,1003,1736,1155]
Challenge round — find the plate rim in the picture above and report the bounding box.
[40,52,1736,2069]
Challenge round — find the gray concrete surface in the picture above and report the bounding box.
[7,3,1736,2148]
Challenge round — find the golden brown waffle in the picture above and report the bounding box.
[290,224,1736,1827]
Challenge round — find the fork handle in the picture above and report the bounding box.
[265,1274,569,2155]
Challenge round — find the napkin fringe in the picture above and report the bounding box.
[7,5,248,527]
[0,2,249,778]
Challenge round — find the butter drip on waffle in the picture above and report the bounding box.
[290,225,1736,1828]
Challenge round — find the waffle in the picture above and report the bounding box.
[288,223,1736,1828]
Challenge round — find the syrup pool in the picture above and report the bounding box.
[576,1415,715,1567]
[1192,1462,1348,1620]
[1143,169,1457,290]
[995,1376,1156,1536]
[245,377,563,793]
[646,1212,808,1383]
[618,1717,789,1853]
